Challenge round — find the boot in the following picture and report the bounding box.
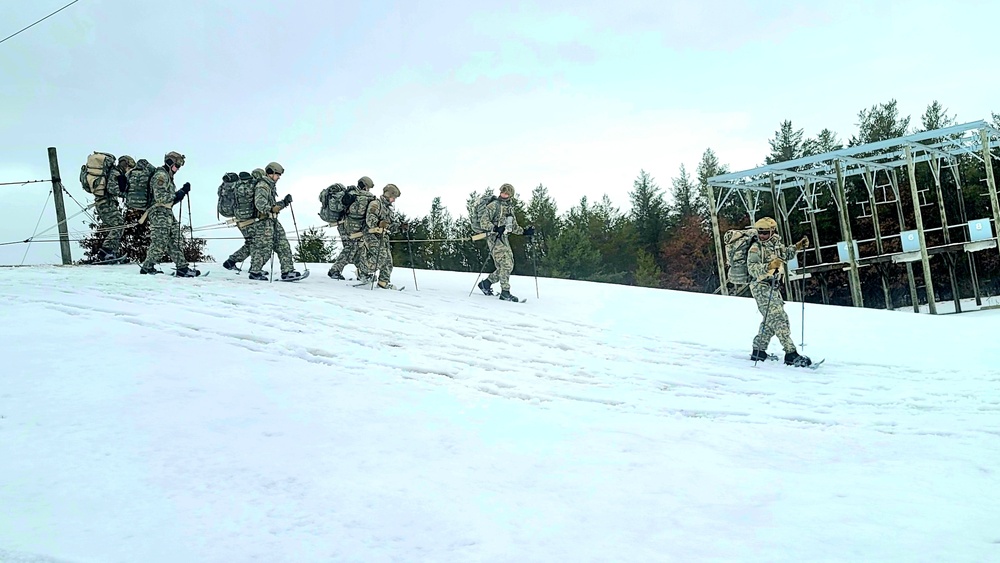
[478,278,494,295]
[498,289,519,302]
[784,350,812,367]
[281,271,303,281]
[222,258,238,271]
[248,271,268,281]
[750,349,769,362]
[327,270,345,280]
[175,266,202,278]
[377,281,397,290]
[139,265,163,275]
[97,248,118,262]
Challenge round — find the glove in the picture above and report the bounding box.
[283,194,293,206]
[767,258,784,276]
[378,219,390,229]
[172,183,191,203]
[342,193,357,207]
[182,182,191,192]
[116,173,128,193]
[272,205,283,213]
[795,236,810,250]
[522,226,535,237]
[493,225,506,235]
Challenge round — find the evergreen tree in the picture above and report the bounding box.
[527,184,560,277]
[426,197,455,270]
[766,120,805,164]
[850,99,910,145]
[669,163,705,224]
[78,207,212,264]
[920,100,955,132]
[628,169,668,259]
[548,197,604,280]
[696,148,740,224]
[294,226,334,263]
[802,128,843,156]
[634,249,662,288]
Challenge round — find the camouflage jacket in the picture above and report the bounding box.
[343,189,375,235]
[747,234,797,283]
[150,166,178,207]
[364,195,399,236]
[479,198,523,246]
[253,175,285,219]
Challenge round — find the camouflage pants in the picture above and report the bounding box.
[249,218,294,275]
[141,207,187,270]
[329,226,362,276]
[750,280,795,352]
[486,239,515,291]
[357,233,392,283]
[227,224,253,264]
[94,197,125,254]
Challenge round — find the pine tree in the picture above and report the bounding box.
[766,120,804,164]
[634,249,662,288]
[802,129,843,156]
[851,99,911,145]
[629,169,668,259]
[294,226,334,263]
[920,100,955,132]
[669,163,705,224]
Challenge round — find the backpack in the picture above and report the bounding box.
[468,193,497,234]
[345,189,376,222]
[723,228,758,285]
[318,183,350,223]
[217,171,257,220]
[125,159,157,210]
[217,172,240,218]
[79,151,116,196]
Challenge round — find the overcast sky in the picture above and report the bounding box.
[3,0,1000,264]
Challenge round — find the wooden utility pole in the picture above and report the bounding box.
[834,160,864,307]
[904,146,936,314]
[47,147,72,265]
[706,181,728,296]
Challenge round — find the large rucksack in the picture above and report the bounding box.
[723,228,758,285]
[468,193,497,234]
[345,189,376,222]
[318,183,350,223]
[125,159,157,210]
[217,171,257,220]
[79,151,116,197]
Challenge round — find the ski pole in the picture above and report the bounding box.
[754,276,777,367]
[288,201,307,274]
[187,194,195,271]
[799,249,806,349]
[269,216,276,283]
[530,230,540,299]
[405,225,418,291]
[469,230,503,296]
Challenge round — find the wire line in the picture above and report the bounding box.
[0,0,82,46]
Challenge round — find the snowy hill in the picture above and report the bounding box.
[1,264,998,562]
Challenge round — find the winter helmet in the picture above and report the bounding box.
[754,217,778,239]
[499,183,515,199]
[164,151,186,168]
[383,184,400,198]
[118,155,136,171]
[266,162,285,176]
[358,176,374,191]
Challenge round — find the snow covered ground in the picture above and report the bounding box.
[1,263,998,562]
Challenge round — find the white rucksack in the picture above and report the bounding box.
[79,152,116,197]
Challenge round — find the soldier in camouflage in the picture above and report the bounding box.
[476,183,534,302]
[247,162,302,281]
[94,155,135,262]
[139,151,200,277]
[746,216,810,366]
[357,183,403,289]
[328,176,375,280]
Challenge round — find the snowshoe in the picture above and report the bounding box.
[174,266,202,278]
[222,258,239,271]
[750,349,769,362]
[248,271,268,281]
[327,270,346,280]
[376,281,399,290]
[498,290,520,302]
[280,270,309,282]
[784,351,812,367]
[139,266,163,275]
[478,278,494,296]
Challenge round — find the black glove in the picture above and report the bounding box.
[283,194,293,206]
[522,226,535,237]
[341,192,357,207]
[493,225,506,235]
[182,182,191,192]
[172,187,189,204]
[116,173,128,193]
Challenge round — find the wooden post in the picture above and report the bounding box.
[929,158,961,312]
[904,146,936,314]
[889,170,920,313]
[979,128,1000,260]
[834,160,863,307]
[47,147,72,265]
[863,166,892,309]
[706,181,728,296]
[950,160,982,306]
[805,181,829,305]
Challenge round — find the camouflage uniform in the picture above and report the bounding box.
[746,233,798,353]
[328,186,375,278]
[140,166,188,272]
[478,196,523,292]
[227,224,254,264]
[248,174,294,275]
[357,194,399,285]
[94,166,126,256]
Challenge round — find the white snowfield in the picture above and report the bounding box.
[1,264,998,563]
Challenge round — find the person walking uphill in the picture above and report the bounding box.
[357,184,403,290]
[247,162,302,281]
[327,176,376,280]
[746,217,811,366]
[94,155,135,263]
[476,183,534,302]
[139,151,201,277]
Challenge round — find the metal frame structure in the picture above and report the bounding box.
[706,120,1000,314]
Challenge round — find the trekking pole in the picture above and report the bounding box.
[530,230,540,299]
[754,276,777,367]
[799,249,806,349]
[405,226,418,291]
[288,202,307,274]
[186,194,196,271]
[269,217,277,283]
[468,230,503,296]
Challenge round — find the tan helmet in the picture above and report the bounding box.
[164,151,185,167]
[499,183,515,198]
[118,155,136,171]
[383,183,400,198]
[266,162,285,175]
[358,176,374,191]
[754,216,778,238]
